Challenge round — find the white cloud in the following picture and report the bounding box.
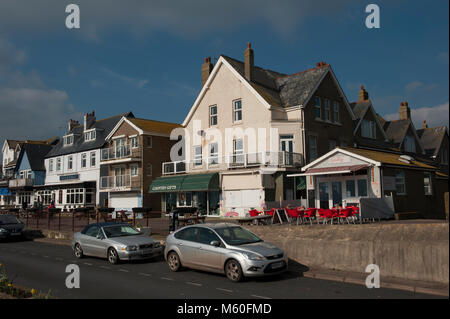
[405,81,423,91]
[101,67,149,88]
[384,102,449,128]
[437,52,449,65]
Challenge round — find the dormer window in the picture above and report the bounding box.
[404,135,416,153]
[84,130,96,142]
[63,135,74,146]
[361,120,376,139]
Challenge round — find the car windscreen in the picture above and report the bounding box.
[102,225,142,238]
[0,215,20,225]
[214,226,262,246]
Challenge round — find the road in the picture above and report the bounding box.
[0,239,440,299]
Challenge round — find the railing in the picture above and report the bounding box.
[8,178,34,188]
[100,174,141,191]
[162,152,303,175]
[100,145,141,161]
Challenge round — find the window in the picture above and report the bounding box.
[308,136,318,162]
[233,99,242,122]
[84,130,96,142]
[424,172,433,195]
[346,180,356,197]
[209,105,218,126]
[357,179,368,197]
[147,136,152,148]
[210,143,218,165]
[68,155,73,170]
[56,158,61,171]
[404,135,416,153]
[81,153,87,168]
[147,163,152,176]
[333,101,340,122]
[395,170,406,195]
[194,146,202,166]
[49,159,54,172]
[233,139,244,163]
[329,139,337,150]
[177,192,192,207]
[90,152,96,167]
[66,188,84,205]
[85,189,95,204]
[130,136,138,148]
[314,97,321,119]
[324,99,330,121]
[63,135,74,146]
[36,190,52,205]
[130,165,138,176]
[362,120,376,139]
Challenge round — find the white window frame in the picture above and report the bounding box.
[194,146,202,166]
[362,120,376,139]
[81,153,87,168]
[424,172,433,196]
[314,96,321,119]
[84,130,96,142]
[63,135,74,146]
[233,138,244,163]
[233,99,242,123]
[404,135,416,153]
[209,105,218,127]
[56,158,61,171]
[90,151,96,167]
[130,164,138,176]
[68,155,73,170]
[209,143,219,165]
[49,159,54,172]
[130,136,138,149]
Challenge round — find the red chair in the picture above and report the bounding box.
[265,209,275,216]
[317,208,330,225]
[347,206,360,223]
[296,207,305,224]
[248,209,262,217]
[303,208,317,225]
[286,208,300,225]
[339,208,354,224]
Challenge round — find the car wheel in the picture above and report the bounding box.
[108,248,120,265]
[225,259,244,282]
[74,243,84,259]
[167,251,181,272]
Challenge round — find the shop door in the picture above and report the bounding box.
[332,181,342,207]
[319,182,329,209]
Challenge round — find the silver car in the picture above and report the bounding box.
[72,222,162,264]
[164,223,288,282]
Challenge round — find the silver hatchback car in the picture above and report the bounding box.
[72,222,162,264]
[164,223,288,282]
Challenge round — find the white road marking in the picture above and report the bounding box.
[216,288,233,293]
[42,255,50,258]
[186,282,202,287]
[118,269,129,272]
[83,262,93,266]
[54,257,63,261]
[139,273,152,277]
[251,294,272,299]
[99,266,110,270]
[161,277,174,281]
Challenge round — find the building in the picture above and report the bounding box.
[43,111,133,210]
[150,44,357,216]
[417,122,449,174]
[99,116,180,211]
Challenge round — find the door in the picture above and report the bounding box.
[280,135,294,165]
[174,227,201,268]
[319,182,329,209]
[114,138,126,158]
[81,225,101,256]
[196,228,225,271]
[114,167,126,187]
[332,181,342,208]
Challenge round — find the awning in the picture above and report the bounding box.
[288,164,368,177]
[149,173,219,193]
[0,188,12,196]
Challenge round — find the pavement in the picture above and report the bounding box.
[0,238,446,299]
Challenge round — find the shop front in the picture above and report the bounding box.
[150,173,220,216]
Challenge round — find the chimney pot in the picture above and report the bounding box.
[201,56,214,87]
[247,42,251,49]
[358,85,369,101]
[244,43,254,82]
[399,101,411,120]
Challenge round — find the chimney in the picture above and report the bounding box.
[244,42,254,82]
[201,57,214,87]
[84,111,96,131]
[68,119,79,132]
[422,120,428,129]
[399,101,411,120]
[358,85,369,101]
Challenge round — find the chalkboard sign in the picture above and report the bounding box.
[272,209,290,224]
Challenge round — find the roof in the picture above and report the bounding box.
[221,55,331,108]
[128,118,181,136]
[416,126,447,157]
[6,140,22,149]
[383,119,410,145]
[21,143,54,171]
[341,147,436,170]
[46,112,134,158]
[350,101,371,119]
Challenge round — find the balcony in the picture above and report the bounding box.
[100,145,141,162]
[8,178,34,188]
[162,152,303,175]
[100,175,141,191]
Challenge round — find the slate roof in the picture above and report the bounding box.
[20,143,54,171]
[221,55,330,108]
[350,101,371,119]
[46,112,134,158]
[383,119,411,146]
[128,118,181,136]
[417,126,447,157]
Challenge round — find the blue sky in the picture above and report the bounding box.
[0,0,448,141]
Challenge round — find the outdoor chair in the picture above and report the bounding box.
[303,208,317,225]
[286,208,300,225]
[338,208,355,224]
[249,209,263,217]
[317,208,330,225]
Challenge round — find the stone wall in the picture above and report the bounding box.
[247,223,449,284]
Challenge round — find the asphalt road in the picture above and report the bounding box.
[0,239,440,299]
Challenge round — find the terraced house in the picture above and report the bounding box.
[100,116,180,211]
[151,44,358,216]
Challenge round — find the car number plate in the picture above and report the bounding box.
[271,261,284,269]
[141,249,152,255]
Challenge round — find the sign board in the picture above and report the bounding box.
[272,209,290,224]
[328,154,352,164]
[383,176,396,191]
[60,174,79,181]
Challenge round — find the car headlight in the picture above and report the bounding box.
[241,252,265,261]
[125,245,138,251]
[0,228,7,233]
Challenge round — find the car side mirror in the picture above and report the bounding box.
[210,240,220,247]
[96,234,104,240]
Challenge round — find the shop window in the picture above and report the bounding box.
[395,170,406,195]
[424,172,433,195]
[177,192,192,207]
[346,180,356,197]
[357,179,368,197]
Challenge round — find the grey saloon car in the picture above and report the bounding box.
[0,214,25,240]
[164,223,288,282]
[72,222,162,264]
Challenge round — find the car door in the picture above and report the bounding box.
[195,228,226,272]
[174,227,202,268]
[80,225,100,256]
[89,228,109,258]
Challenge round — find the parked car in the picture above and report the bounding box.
[0,214,25,240]
[72,222,162,264]
[164,223,288,282]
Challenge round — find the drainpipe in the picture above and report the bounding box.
[300,107,306,165]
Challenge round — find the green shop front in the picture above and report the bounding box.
[150,173,220,216]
